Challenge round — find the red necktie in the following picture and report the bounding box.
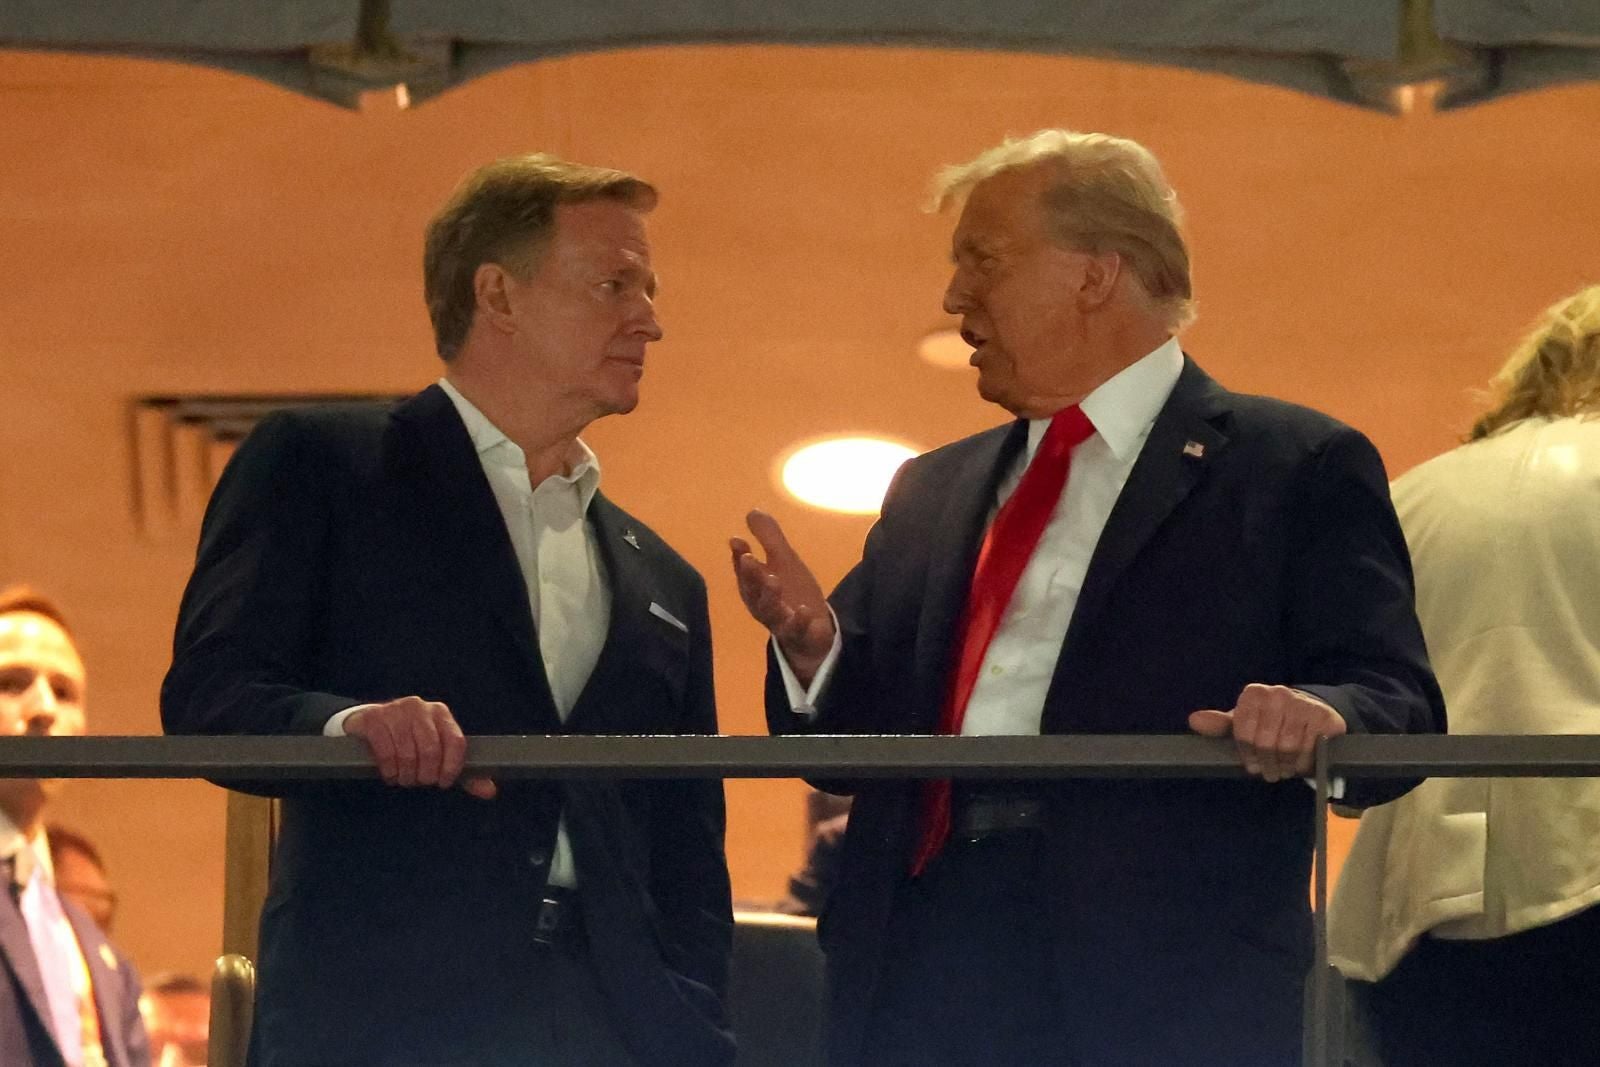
[909,404,1095,876]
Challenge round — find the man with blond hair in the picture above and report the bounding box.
[164,155,733,1065]
[733,130,1445,1065]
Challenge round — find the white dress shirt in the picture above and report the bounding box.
[327,378,609,888]
[780,337,1184,734]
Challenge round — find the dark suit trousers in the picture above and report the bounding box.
[859,831,1308,1067]
[252,934,638,1067]
[862,831,1068,1067]
[1361,902,1600,1067]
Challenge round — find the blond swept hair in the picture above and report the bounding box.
[423,154,657,360]
[931,129,1195,331]
[1469,284,1600,441]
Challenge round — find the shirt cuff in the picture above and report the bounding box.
[1303,776,1347,800]
[773,610,843,722]
[1288,688,1345,799]
[323,704,373,737]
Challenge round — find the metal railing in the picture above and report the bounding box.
[8,732,1600,779]
[7,732,1600,1067]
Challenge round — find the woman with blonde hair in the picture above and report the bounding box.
[1330,284,1600,1066]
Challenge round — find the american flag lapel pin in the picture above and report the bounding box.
[1182,440,1206,458]
[621,528,641,551]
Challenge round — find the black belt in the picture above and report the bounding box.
[950,790,1047,843]
[532,886,585,950]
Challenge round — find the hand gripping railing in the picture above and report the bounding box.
[5,732,1600,1067]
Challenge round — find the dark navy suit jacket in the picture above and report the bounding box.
[0,886,150,1067]
[768,359,1447,1066]
[162,385,734,1066]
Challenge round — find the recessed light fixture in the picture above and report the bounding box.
[778,437,920,515]
[917,327,973,370]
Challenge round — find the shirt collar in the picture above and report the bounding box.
[1025,337,1185,460]
[0,809,54,886]
[437,378,602,510]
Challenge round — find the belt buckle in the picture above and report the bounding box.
[956,794,1044,843]
[532,893,566,948]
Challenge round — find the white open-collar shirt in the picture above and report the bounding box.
[328,378,608,888]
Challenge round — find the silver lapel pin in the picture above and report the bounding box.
[621,528,641,550]
[1182,440,1206,459]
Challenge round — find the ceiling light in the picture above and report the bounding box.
[917,327,973,370]
[778,437,920,515]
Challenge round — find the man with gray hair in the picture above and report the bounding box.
[732,129,1445,1065]
[165,154,733,1066]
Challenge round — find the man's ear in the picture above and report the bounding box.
[472,263,518,335]
[1078,250,1124,310]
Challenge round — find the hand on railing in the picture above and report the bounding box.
[1189,684,1348,783]
[344,697,497,799]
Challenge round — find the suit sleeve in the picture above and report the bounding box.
[648,572,733,1003]
[161,412,359,739]
[1285,427,1448,806]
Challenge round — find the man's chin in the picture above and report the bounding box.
[0,776,56,815]
[975,373,1012,409]
[597,391,640,419]
[979,379,1080,420]
[977,377,1034,418]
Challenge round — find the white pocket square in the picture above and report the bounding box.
[648,601,688,633]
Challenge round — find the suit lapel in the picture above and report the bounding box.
[389,386,561,729]
[909,421,1028,732]
[0,887,58,1057]
[65,903,120,1066]
[1051,358,1232,706]
[564,494,664,735]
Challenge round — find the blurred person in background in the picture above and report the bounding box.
[776,790,851,918]
[47,825,118,935]
[1331,284,1600,1067]
[139,973,208,1067]
[0,586,150,1066]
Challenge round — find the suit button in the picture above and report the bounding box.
[528,849,549,868]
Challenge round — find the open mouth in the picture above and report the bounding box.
[960,327,990,365]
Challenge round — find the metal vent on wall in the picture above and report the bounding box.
[130,394,404,538]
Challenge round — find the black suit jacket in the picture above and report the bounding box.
[162,385,734,1066]
[767,359,1446,1066]
[0,887,149,1067]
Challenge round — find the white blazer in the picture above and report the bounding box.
[1330,416,1600,981]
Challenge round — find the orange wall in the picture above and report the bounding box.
[1,45,1597,979]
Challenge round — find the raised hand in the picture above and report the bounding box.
[729,510,836,686]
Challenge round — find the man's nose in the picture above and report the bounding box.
[942,271,971,316]
[635,298,664,342]
[22,677,59,733]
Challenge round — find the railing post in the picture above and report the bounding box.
[1311,738,1333,1067]
[221,791,276,960]
[209,953,256,1067]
